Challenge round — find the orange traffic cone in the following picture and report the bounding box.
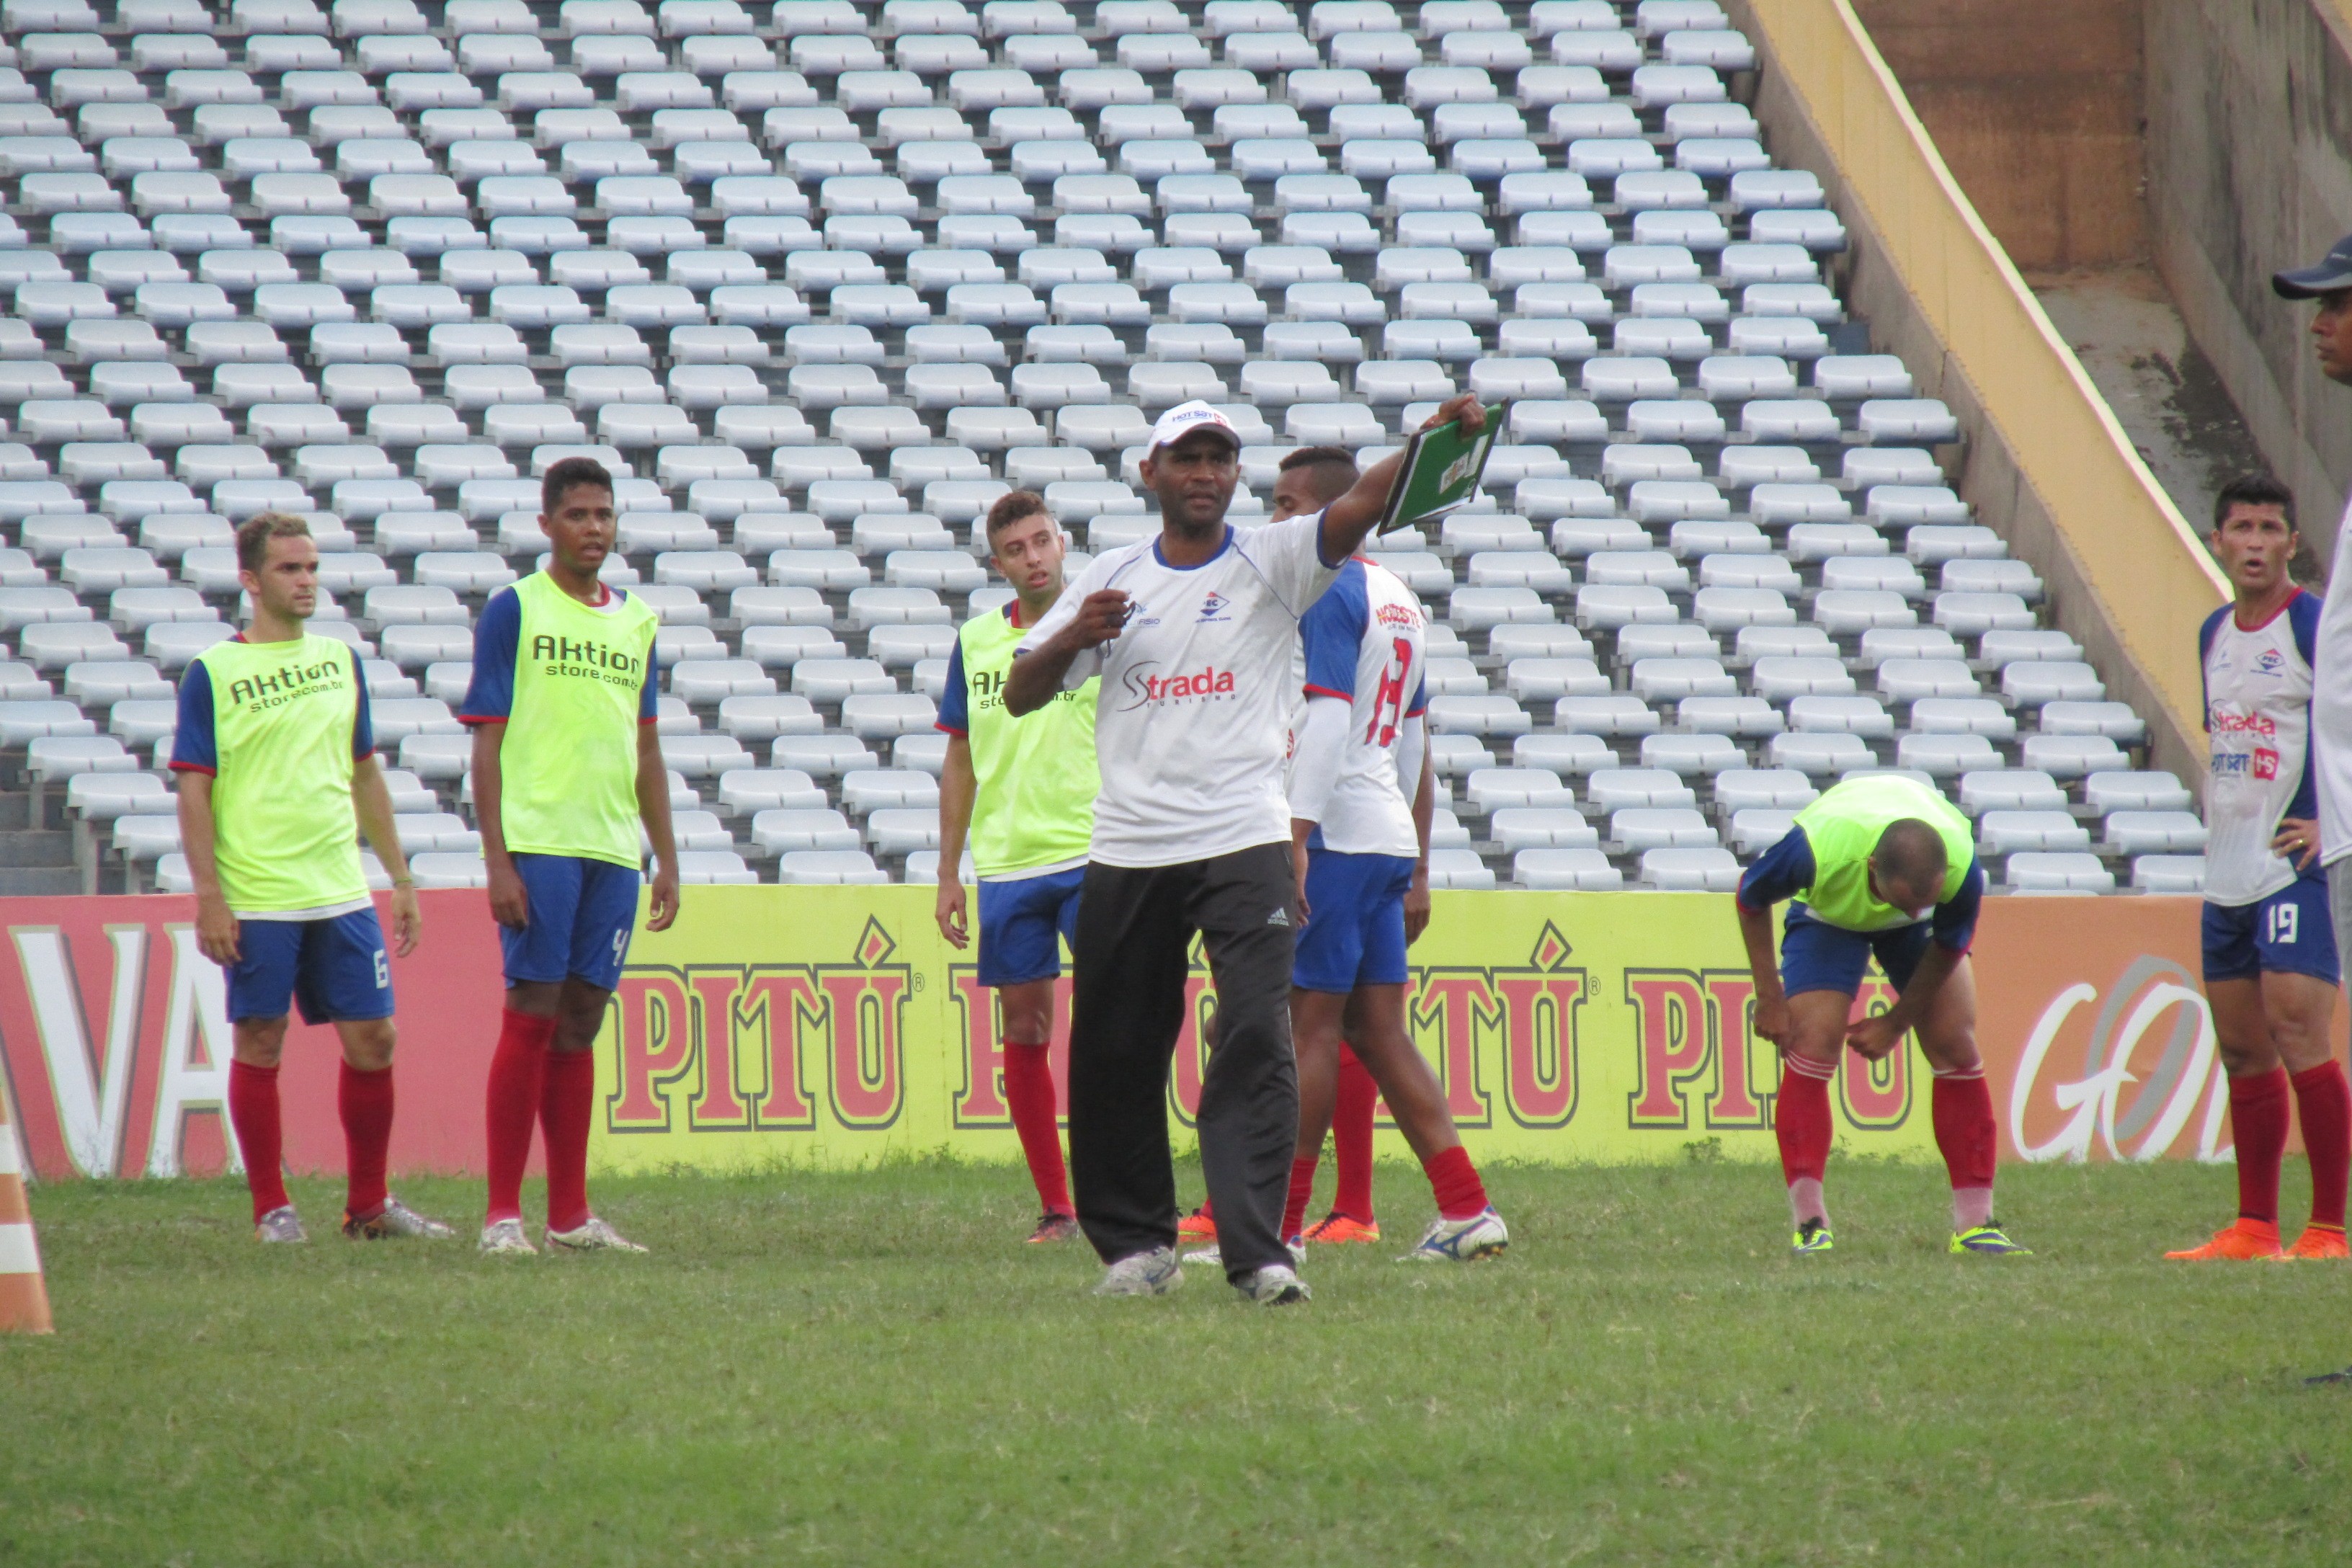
[0,1092,54,1334]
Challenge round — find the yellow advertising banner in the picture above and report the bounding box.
[588,887,1948,1172]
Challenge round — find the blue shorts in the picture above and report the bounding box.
[1778,904,1940,998]
[2202,879,2340,984]
[976,866,1084,986]
[501,853,641,991]
[227,907,394,1025]
[1293,850,1415,994]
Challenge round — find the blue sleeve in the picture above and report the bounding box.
[352,659,375,760]
[1406,674,1426,718]
[639,649,659,721]
[460,587,520,723]
[2291,589,2322,670]
[170,659,216,772]
[1300,561,1368,699]
[937,635,968,733]
[1930,858,1987,950]
[1737,825,1814,909]
[2197,604,2227,732]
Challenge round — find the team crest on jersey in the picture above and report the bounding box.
[1196,590,1230,623]
[2255,648,2286,675]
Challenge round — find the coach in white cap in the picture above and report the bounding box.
[2275,239,2352,1004]
[1007,395,1486,1304]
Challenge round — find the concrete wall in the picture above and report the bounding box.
[1853,0,2150,271]
[2143,0,2352,533]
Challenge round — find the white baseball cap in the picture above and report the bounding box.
[1146,399,1242,455]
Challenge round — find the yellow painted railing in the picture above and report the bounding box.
[1745,0,2228,745]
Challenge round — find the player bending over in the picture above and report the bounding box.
[1733,774,2027,1256]
[936,490,1100,1244]
[1179,446,1386,1247]
[175,512,447,1244]
[2167,475,2350,1262]
[1007,395,1488,1306]
[1281,545,1506,1263]
[463,457,680,1256]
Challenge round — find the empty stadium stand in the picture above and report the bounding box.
[0,0,2206,896]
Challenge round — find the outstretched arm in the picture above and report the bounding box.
[1319,393,1489,561]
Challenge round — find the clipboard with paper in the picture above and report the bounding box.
[1374,403,1508,535]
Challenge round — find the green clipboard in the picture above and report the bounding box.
[1375,403,1508,535]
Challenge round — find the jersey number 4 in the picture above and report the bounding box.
[1367,636,1413,747]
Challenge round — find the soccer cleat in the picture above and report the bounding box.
[1176,1206,1217,1241]
[1302,1211,1381,1244]
[545,1215,648,1254]
[1231,1262,1311,1305]
[478,1218,536,1256]
[1398,1207,1510,1263]
[342,1196,455,1241]
[1026,1211,1080,1244]
[1790,1217,1833,1255]
[2307,1365,2352,1386]
[1950,1222,2031,1256]
[256,1205,306,1244]
[2163,1219,2281,1260]
[1094,1246,1183,1297]
[2278,1225,2351,1261]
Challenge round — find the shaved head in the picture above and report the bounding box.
[1873,819,1949,905]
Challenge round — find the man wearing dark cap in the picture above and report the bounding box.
[1006,395,1485,1305]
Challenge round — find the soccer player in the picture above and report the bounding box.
[936,489,1097,1244]
[1281,541,1507,1263]
[1732,772,2028,1256]
[1006,393,1488,1305]
[2166,475,2349,1261]
[463,456,680,1257]
[1179,446,1389,1247]
[174,512,447,1244]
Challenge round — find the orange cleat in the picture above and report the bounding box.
[2164,1219,2283,1260]
[1176,1206,1217,1241]
[1301,1211,1381,1244]
[2278,1225,2351,1260]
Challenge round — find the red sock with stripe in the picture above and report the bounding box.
[1420,1144,1489,1221]
[2291,1059,2351,1231]
[1002,1041,1072,1217]
[1776,1055,1835,1225]
[1332,1044,1377,1222]
[228,1059,288,1224]
[540,1047,596,1234]
[2229,1066,2291,1226]
[1280,1155,1319,1242]
[339,1061,394,1223]
[484,1007,553,1225]
[1930,1066,1997,1231]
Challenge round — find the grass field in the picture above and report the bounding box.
[5,1156,2351,1567]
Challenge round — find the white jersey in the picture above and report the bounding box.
[1019,512,1340,868]
[2201,591,2322,906]
[2315,496,2352,865]
[1293,557,1427,858]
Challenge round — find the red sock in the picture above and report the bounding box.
[1332,1044,1377,1222]
[228,1059,288,1223]
[1930,1066,1997,1219]
[540,1048,596,1234]
[1002,1041,1072,1216]
[1776,1056,1835,1185]
[484,1007,553,1225]
[339,1061,394,1222]
[2229,1066,2292,1226]
[1420,1144,1488,1221]
[2291,1060,2352,1231]
[1281,1154,1319,1242]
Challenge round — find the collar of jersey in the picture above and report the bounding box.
[1152,524,1232,571]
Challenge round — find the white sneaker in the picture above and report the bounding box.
[1183,1238,1305,1268]
[478,1217,536,1256]
[545,1215,648,1253]
[1232,1262,1311,1305]
[1093,1246,1183,1296]
[1181,1244,1223,1266]
[1397,1207,1510,1262]
[256,1204,306,1244]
